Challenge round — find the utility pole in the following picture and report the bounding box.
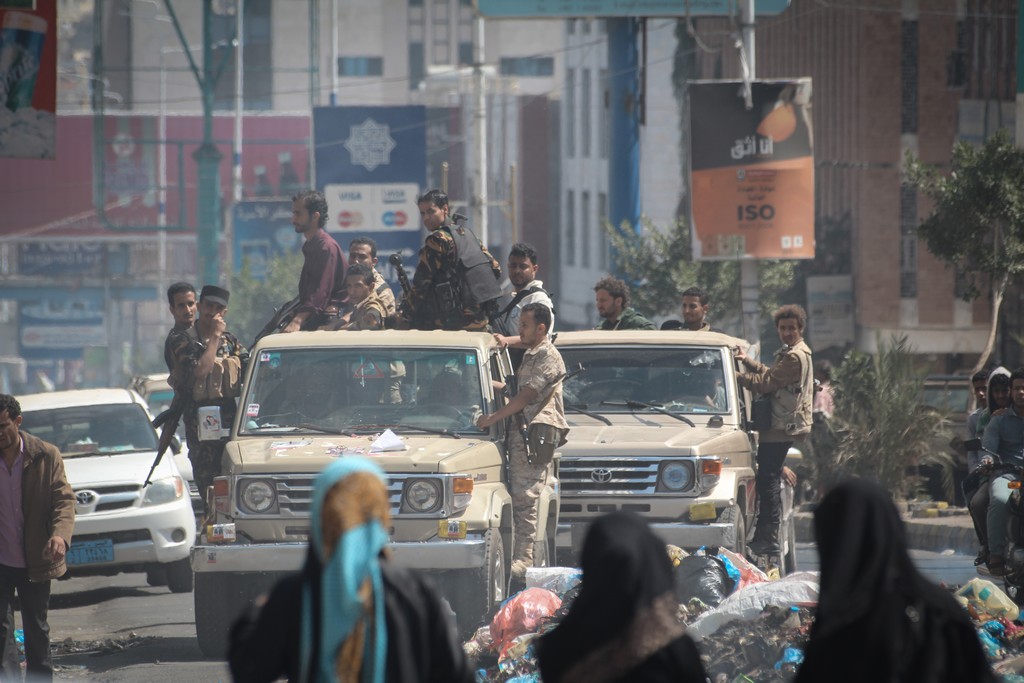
[739,0,761,346]
[1017,0,1024,149]
[607,18,641,252]
[472,5,489,244]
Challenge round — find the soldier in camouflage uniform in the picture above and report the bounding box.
[167,286,248,512]
[477,303,568,587]
[402,189,501,331]
[325,264,387,331]
[348,237,396,318]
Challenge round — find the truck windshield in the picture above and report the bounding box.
[559,345,731,414]
[21,404,159,456]
[240,347,487,435]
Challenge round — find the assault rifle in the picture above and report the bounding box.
[505,361,585,464]
[252,296,302,348]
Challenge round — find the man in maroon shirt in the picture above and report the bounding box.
[283,190,347,332]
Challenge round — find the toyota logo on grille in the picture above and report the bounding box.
[76,491,97,505]
[591,468,613,483]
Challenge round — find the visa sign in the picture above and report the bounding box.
[325,183,419,232]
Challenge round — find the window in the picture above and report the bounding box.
[338,57,383,77]
[582,191,591,268]
[599,69,609,158]
[566,68,575,157]
[566,190,576,266]
[433,0,450,64]
[409,43,425,90]
[499,57,555,77]
[212,0,273,110]
[582,69,592,157]
[458,42,473,66]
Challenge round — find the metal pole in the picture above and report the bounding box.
[194,0,224,287]
[739,0,761,345]
[233,0,244,204]
[158,48,167,228]
[473,4,488,244]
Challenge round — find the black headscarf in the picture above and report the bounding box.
[796,478,996,683]
[537,511,706,683]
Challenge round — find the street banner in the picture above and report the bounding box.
[231,200,301,280]
[19,299,106,361]
[0,0,56,159]
[806,274,854,350]
[688,79,814,260]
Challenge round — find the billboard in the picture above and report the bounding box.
[313,106,427,268]
[478,0,791,17]
[688,79,814,260]
[232,200,301,280]
[0,1,57,159]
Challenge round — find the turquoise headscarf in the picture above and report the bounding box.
[299,457,390,683]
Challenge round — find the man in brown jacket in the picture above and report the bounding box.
[0,394,75,681]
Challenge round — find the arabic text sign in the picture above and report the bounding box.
[478,0,791,17]
[688,79,815,260]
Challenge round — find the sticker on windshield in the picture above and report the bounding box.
[465,354,476,365]
[259,352,281,368]
[353,360,386,379]
[246,403,260,417]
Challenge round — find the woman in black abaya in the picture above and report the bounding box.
[537,511,707,683]
[796,479,995,683]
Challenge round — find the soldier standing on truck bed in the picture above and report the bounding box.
[401,189,502,331]
[168,286,248,512]
[477,303,568,591]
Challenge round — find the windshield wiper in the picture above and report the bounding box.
[349,423,463,439]
[601,400,696,427]
[565,403,612,426]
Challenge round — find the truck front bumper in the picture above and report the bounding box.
[192,537,488,574]
[557,520,736,555]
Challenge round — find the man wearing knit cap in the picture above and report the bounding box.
[167,285,248,513]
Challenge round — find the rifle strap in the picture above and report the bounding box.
[496,283,554,320]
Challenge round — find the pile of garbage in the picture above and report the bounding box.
[464,550,1024,682]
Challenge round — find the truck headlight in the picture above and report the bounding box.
[659,461,692,492]
[142,476,185,506]
[238,479,278,514]
[403,478,442,513]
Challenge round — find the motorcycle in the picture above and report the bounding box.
[964,438,1024,603]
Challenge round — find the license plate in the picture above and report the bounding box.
[438,520,467,539]
[689,502,717,522]
[67,539,114,566]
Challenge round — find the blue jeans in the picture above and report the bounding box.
[987,473,1016,557]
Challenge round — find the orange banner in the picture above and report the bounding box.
[689,80,814,260]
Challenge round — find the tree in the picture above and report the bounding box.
[605,217,796,330]
[228,251,304,348]
[829,335,952,498]
[904,130,1024,374]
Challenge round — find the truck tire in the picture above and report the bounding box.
[166,557,194,593]
[194,573,232,658]
[447,529,506,639]
[720,504,746,555]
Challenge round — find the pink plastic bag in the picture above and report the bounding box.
[489,587,562,657]
[718,547,769,590]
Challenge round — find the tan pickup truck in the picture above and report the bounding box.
[553,330,796,572]
[190,330,559,655]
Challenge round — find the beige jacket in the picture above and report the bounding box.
[737,340,813,443]
[19,432,76,581]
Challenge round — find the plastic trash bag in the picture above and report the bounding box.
[955,578,1020,621]
[524,567,582,595]
[717,548,769,590]
[688,571,820,641]
[489,587,562,658]
[675,554,735,607]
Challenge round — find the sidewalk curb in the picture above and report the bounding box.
[795,512,978,556]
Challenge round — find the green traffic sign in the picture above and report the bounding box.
[478,0,791,17]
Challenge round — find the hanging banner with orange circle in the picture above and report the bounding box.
[688,79,814,260]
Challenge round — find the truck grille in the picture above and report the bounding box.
[559,457,693,496]
[268,475,403,518]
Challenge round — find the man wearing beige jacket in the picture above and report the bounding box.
[0,393,75,682]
